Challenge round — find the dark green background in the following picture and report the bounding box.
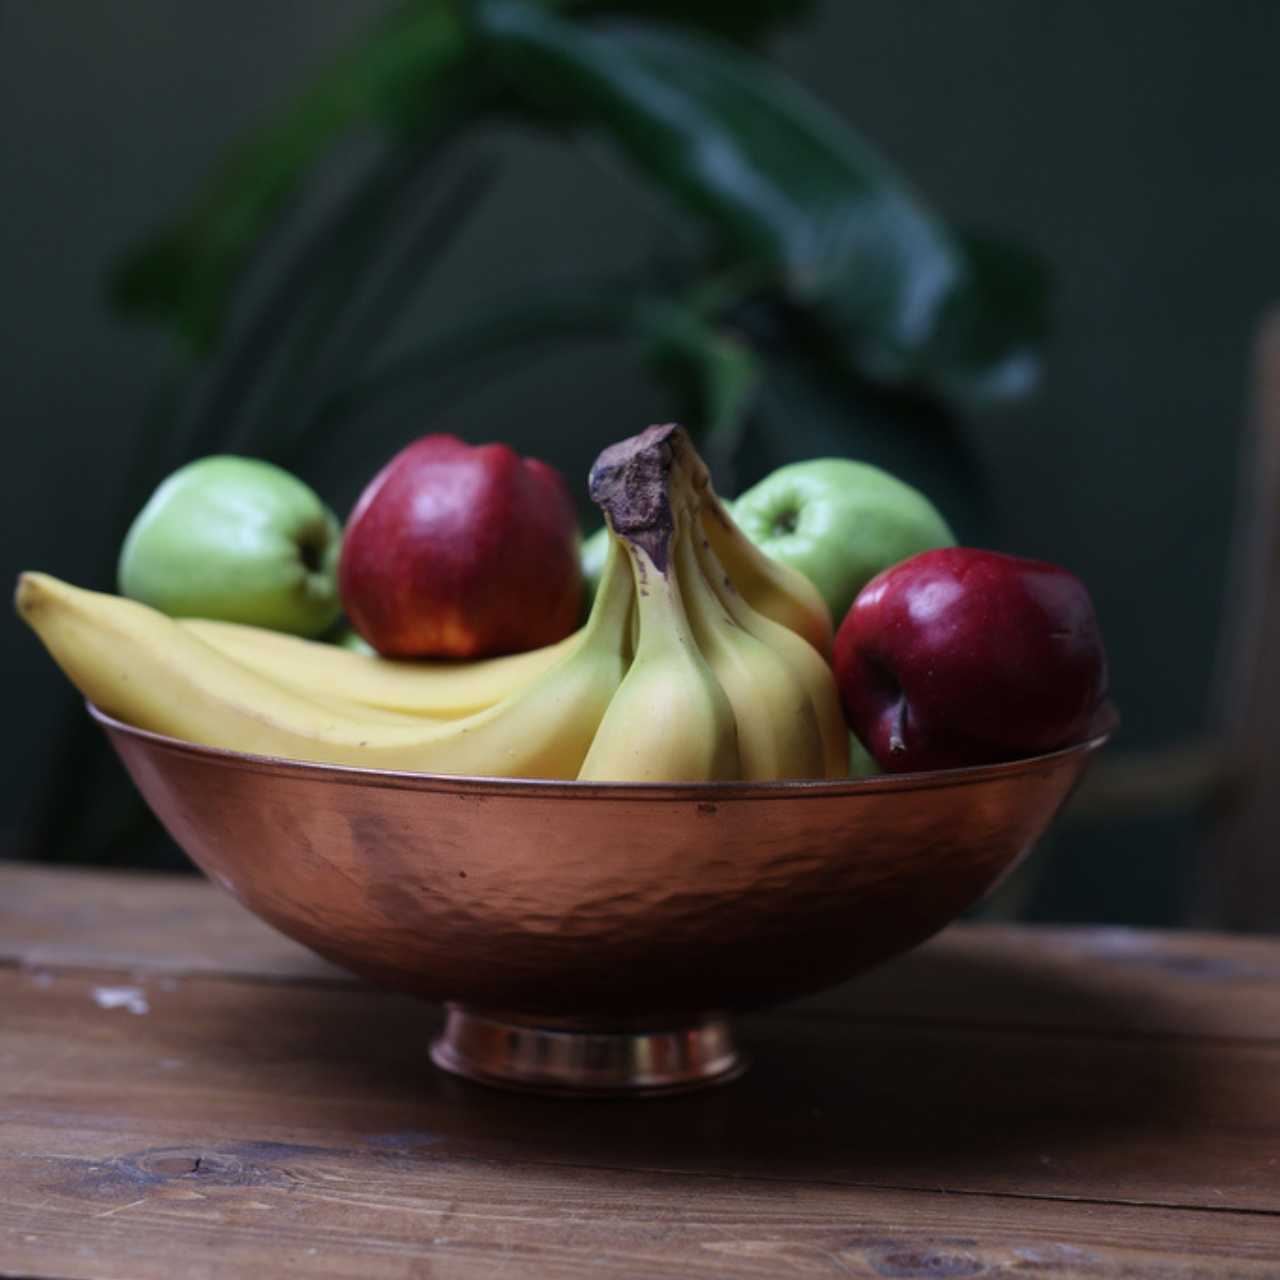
[4,3,1275,923]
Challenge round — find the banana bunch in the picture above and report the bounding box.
[579,424,846,781]
[16,425,848,782]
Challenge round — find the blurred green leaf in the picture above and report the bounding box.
[566,0,814,44]
[473,2,1046,407]
[749,338,994,542]
[632,297,761,485]
[175,143,442,462]
[107,0,816,356]
[109,1,473,352]
[298,279,768,467]
[920,229,1048,405]
[244,155,501,464]
[297,282,641,459]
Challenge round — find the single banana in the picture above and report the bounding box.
[284,690,453,726]
[674,499,825,781]
[578,429,740,783]
[697,486,834,659]
[181,617,575,719]
[693,526,850,779]
[16,539,634,778]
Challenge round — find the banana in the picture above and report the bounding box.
[693,525,850,779]
[280,690,453,726]
[697,487,834,659]
[180,617,575,719]
[578,427,740,782]
[674,498,825,781]
[579,515,740,783]
[16,538,634,778]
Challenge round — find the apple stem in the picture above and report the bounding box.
[889,696,908,755]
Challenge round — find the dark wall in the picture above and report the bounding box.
[4,3,1277,923]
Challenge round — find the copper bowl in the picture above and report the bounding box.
[92,704,1109,1096]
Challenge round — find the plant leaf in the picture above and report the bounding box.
[174,143,440,462]
[473,2,1047,406]
[245,154,501,464]
[109,1,473,352]
[750,345,994,542]
[297,282,640,460]
[632,297,761,486]
[565,0,814,45]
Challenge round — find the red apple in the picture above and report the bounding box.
[339,434,582,658]
[833,547,1108,773]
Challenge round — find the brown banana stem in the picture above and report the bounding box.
[588,423,700,573]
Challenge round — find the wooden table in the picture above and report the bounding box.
[2,863,1278,1278]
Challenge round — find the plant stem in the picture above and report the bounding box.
[177,142,436,465]
[265,152,501,467]
[296,284,640,457]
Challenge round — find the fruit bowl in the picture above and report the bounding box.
[91,703,1110,1097]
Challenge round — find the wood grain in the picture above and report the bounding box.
[0,862,342,982]
[4,965,1280,1211]
[4,1131,1280,1280]
[4,865,1280,1278]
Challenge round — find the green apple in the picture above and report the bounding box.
[119,456,343,636]
[332,625,376,655]
[733,458,955,628]
[579,525,610,612]
[848,732,880,779]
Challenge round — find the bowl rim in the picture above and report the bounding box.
[88,701,1115,802]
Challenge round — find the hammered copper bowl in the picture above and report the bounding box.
[91,704,1108,1096]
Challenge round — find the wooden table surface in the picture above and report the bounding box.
[2,863,1279,1278]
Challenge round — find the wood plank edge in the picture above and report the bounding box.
[7,954,1280,1052]
[434,1151,1280,1219]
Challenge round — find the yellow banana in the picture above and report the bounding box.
[16,539,634,778]
[180,617,575,719]
[674,505,824,781]
[282,691,453,726]
[693,527,849,779]
[579,512,739,783]
[577,426,739,782]
[697,488,834,659]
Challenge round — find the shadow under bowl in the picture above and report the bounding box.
[91,704,1108,1096]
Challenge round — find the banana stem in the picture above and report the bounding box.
[588,423,690,574]
[588,422,706,665]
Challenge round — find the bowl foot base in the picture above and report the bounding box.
[430,1006,746,1097]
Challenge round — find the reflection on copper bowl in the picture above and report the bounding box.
[91,704,1109,1096]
